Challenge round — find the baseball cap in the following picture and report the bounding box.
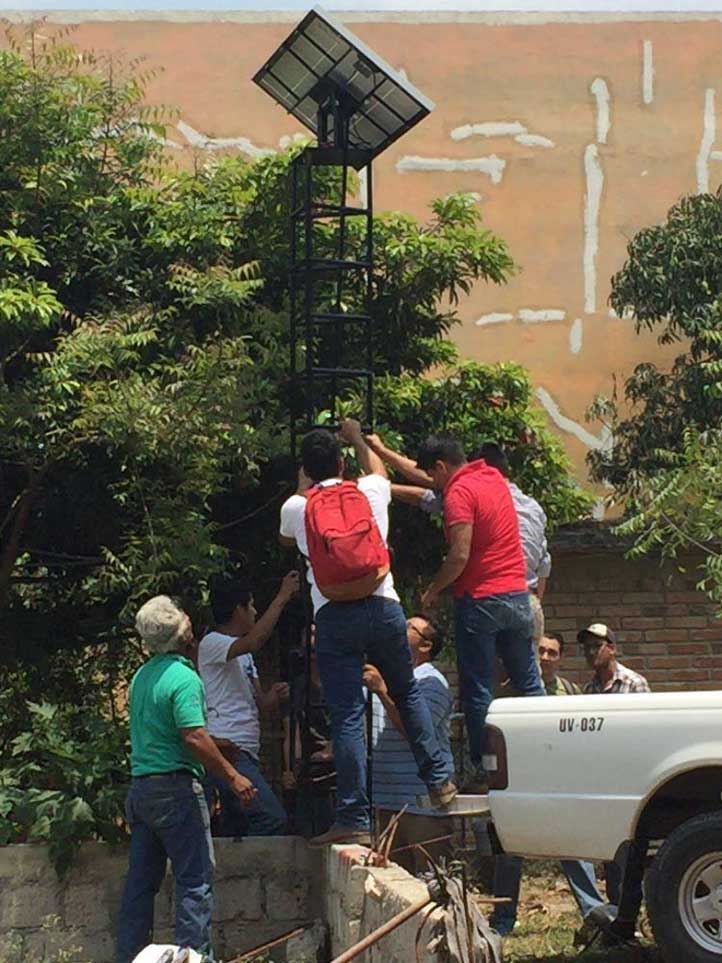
[577,623,616,645]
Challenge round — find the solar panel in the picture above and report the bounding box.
[253,6,434,163]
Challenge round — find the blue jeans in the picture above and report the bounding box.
[455,592,545,772]
[490,854,605,935]
[315,596,452,831]
[116,773,214,963]
[209,750,286,837]
[290,787,336,838]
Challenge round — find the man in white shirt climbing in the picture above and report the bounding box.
[198,572,299,836]
[279,418,456,847]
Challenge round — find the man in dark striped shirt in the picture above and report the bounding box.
[364,615,454,875]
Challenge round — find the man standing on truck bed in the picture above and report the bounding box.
[418,434,545,792]
[279,419,456,847]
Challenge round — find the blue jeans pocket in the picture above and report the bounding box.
[144,792,182,832]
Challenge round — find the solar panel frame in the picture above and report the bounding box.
[252,5,435,162]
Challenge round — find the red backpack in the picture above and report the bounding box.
[304,481,390,601]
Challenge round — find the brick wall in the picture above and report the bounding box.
[543,545,722,692]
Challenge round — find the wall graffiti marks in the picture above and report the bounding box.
[175,120,275,158]
[536,387,612,452]
[518,308,566,323]
[590,78,611,144]
[569,318,583,355]
[396,154,506,183]
[474,309,566,327]
[583,144,603,315]
[451,122,555,148]
[475,312,515,327]
[515,133,555,148]
[697,89,716,194]
[642,40,654,105]
[452,121,525,139]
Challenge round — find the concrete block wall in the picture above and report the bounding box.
[0,838,324,963]
[323,846,445,963]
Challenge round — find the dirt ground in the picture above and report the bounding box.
[472,861,661,963]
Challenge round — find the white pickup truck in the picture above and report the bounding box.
[484,689,722,963]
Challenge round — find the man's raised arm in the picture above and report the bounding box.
[339,419,387,478]
[365,434,434,488]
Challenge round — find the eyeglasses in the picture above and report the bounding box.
[407,621,435,644]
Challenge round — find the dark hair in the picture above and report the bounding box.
[210,576,253,624]
[412,613,446,661]
[416,434,466,472]
[472,441,509,478]
[542,630,565,656]
[301,429,342,482]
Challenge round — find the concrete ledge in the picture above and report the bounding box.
[0,839,323,963]
[1,839,445,963]
[323,846,445,963]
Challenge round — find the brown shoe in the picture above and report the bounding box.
[428,781,458,809]
[460,776,490,795]
[308,824,372,848]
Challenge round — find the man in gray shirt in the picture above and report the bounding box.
[365,436,551,642]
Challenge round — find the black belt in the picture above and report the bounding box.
[134,769,195,780]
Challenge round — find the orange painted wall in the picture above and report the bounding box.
[6,12,722,488]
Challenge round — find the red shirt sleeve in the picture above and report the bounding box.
[444,482,475,527]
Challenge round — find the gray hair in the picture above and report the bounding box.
[136,595,190,655]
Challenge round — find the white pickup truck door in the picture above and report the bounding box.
[487,690,722,861]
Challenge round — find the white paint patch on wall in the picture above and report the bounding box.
[176,120,275,157]
[518,308,566,323]
[474,312,514,326]
[697,88,716,194]
[710,150,722,161]
[536,387,613,451]
[396,155,506,183]
[583,144,603,314]
[642,40,654,104]
[451,121,526,140]
[590,78,611,144]
[515,133,555,148]
[569,318,583,355]
[357,167,369,208]
[451,122,555,149]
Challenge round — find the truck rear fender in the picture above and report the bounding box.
[632,747,722,839]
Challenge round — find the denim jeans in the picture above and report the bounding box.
[490,854,605,935]
[315,596,452,831]
[289,788,335,838]
[454,591,545,772]
[116,773,214,963]
[209,750,286,837]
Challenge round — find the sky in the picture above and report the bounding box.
[2,0,722,12]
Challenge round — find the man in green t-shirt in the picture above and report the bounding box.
[117,595,257,963]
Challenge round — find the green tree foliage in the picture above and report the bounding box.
[588,189,722,496]
[0,30,591,866]
[615,427,722,606]
[591,189,722,603]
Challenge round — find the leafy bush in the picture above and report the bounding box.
[0,702,128,877]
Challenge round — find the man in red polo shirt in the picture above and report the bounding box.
[419,434,545,790]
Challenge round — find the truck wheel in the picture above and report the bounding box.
[648,811,722,962]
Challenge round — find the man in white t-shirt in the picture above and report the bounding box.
[198,572,299,836]
[279,419,456,847]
